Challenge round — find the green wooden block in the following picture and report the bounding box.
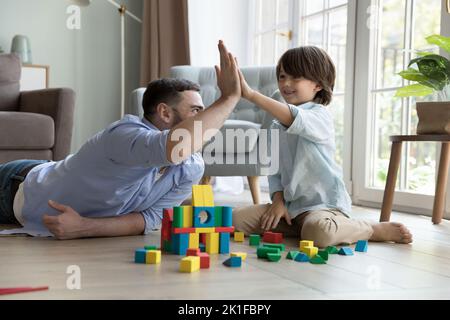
[249,234,261,246]
[214,206,223,227]
[325,246,339,254]
[144,245,158,251]
[310,255,326,264]
[318,250,329,261]
[267,252,282,262]
[173,206,183,228]
[256,246,280,259]
[286,251,298,260]
[163,240,172,252]
[263,243,285,252]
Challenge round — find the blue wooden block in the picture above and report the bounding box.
[294,252,310,262]
[193,206,215,228]
[172,233,189,255]
[199,243,206,252]
[222,206,232,227]
[219,232,230,254]
[355,240,368,252]
[223,256,242,267]
[134,249,147,263]
[338,247,354,256]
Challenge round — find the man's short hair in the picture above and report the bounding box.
[142,78,201,117]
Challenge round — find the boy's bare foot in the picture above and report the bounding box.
[369,222,413,244]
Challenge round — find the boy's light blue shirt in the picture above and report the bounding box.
[18,115,204,237]
[268,102,352,218]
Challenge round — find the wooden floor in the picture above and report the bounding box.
[2,189,450,300]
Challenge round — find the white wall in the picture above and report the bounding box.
[0,0,143,153]
[188,0,251,67]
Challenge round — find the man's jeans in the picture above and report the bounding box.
[0,160,48,224]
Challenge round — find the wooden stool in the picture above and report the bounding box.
[380,135,450,225]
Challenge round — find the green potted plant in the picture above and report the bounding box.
[396,34,450,134]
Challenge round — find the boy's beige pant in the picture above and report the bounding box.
[232,204,374,248]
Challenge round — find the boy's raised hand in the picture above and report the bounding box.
[215,40,241,100]
[235,58,255,101]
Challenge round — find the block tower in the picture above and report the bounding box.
[160,185,234,255]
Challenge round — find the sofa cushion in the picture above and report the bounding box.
[0,54,21,111]
[203,120,261,155]
[0,112,54,149]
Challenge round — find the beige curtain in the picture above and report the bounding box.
[140,0,190,85]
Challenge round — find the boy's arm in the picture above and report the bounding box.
[238,69,294,127]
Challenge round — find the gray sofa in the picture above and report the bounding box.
[130,66,280,204]
[0,54,75,164]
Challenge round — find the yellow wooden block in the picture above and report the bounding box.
[146,250,161,264]
[202,185,214,207]
[195,227,215,234]
[205,232,219,254]
[192,185,205,206]
[182,206,193,228]
[234,232,245,242]
[189,233,199,249]
[303,246,318,258]
[299,240,314,252]
[179,256,200,273]
[231,252,247,261]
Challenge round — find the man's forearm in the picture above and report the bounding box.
[166,95,240,163]
[81,212,145,238]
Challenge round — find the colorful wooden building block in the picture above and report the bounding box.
[299,240,314,252]
[215,226,234,233]
[355,240,368,252]
[173,227,196,234]
[180,256,200,273]
[294,252,310,262]
[338,247,354,256]
[249,234,261,246]
[286,251,299,260]
[221,206,232,227]
[267,252,282,262]
[234,231,245,242]
[317,250,329,261]
[223,256,242,267]
[189,233,199,249]
[161,208,173,250]
[219,232,230,254]
[144,245,158,251]
[263,231,283,244]
[193,207,215,228]
[199,243,206,252]
[173,206,183,228]
[214,206,223,227]
[172,233,189,255]
[192,185,214,207]
[325,246,339,254]
[198,252,210,269]
[181,206,193,228]
[263,243,285,252]
[230,252,247,261]
[146,250,161,264]
[310,255,326,264]
[195,227,215,234]
[303,246,318,258]
[134,249,147,264]
[205,232,219,254]
[256,247,280,259]
[187,248,201,256]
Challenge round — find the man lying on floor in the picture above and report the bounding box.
[0,41,241,239]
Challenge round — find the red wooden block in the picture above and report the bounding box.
[215,226,235,233]
[198,252,210,269]
[200,233,206,244]
[262,231,283,244]
[173,227,196,234]
[186,248,201,256]
[161,208,173,244]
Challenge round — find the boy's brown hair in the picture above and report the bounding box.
[276,46,336,106]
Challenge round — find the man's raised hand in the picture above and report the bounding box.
[215,40,241,100]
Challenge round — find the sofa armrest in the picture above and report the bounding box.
[19,88,75,160]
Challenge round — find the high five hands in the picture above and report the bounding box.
[215,40,242,101]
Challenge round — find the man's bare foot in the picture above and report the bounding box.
[369,222,413,244]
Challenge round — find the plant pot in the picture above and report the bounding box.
[416,101,450,134]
